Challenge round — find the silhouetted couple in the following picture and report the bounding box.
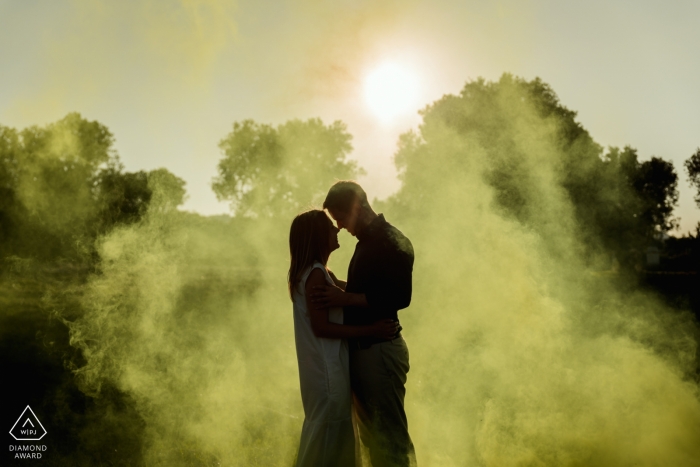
[288,181,416,467]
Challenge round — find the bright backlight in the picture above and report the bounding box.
[364,62,419,123]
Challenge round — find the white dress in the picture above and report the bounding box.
[293,262,355,467]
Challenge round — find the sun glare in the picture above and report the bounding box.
[364,62,419,123]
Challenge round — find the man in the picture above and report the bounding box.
[312,180,416,467]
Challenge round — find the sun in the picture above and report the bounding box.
[363,62,419,123]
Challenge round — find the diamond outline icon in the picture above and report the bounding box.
[9,406,47,441]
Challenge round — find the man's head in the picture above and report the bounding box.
[323,181,373,236]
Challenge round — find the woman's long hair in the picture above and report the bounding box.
[288,209,334,300]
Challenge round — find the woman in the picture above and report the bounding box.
[288,209,398,467]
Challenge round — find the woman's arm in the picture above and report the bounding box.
[305,268,397,339]
[327,269,347,290]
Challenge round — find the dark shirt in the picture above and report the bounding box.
[344,214,414,345]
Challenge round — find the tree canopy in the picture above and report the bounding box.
[212,118,362,218]
[0,113,187,262]
[389,74,679,264]
[685,148,700,209]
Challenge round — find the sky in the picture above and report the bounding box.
[1,0,699,233]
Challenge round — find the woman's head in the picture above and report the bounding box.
[288,209,339,299]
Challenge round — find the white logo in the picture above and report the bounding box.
[9,406,47,441]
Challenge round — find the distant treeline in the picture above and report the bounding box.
[2,75,699,270]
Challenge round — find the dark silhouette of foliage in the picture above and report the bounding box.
[685,148,700,208]
[595,147,678,254]
[634,156,678,234]
[92,160,152,231]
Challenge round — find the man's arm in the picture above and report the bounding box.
[305,269,396,338]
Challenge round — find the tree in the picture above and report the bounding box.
[685,148,700,208]
[92,160,152,231]
[392,75,602,239]
[93,164,187,230]
[0,113,188,262]
[595,147,678,251]
[212,118,363,218]
[634,156,678,235]
[0,113,116,259]
[388,74,678,264]
[146,167,187,213]
[0,126,24,254]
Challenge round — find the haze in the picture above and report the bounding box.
[1,0,699,232]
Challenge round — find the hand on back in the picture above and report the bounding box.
[370,319,400,340]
